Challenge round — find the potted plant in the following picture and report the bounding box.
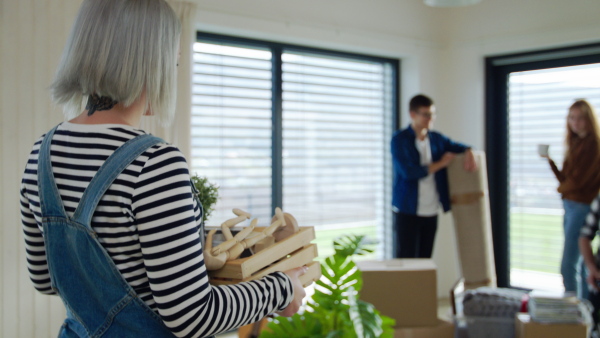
[260,235,396,337]
[190,174,219,223]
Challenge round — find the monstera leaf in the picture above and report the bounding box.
[261,235,395,338]
[333,235,375,258]
[314,253,363,305]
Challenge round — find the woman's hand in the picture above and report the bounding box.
[277,266,308,317]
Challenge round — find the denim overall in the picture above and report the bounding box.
[38,125,176,337]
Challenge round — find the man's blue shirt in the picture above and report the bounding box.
[391,125,470,214]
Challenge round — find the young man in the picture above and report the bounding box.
[391,94,476,258]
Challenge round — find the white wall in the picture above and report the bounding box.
[1,1,82,336]
[2,0,600,336]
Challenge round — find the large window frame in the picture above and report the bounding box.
[194,32,400,256]
[485,43,600,287]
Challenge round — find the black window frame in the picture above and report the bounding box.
[195,32,400,255]
[485,43,600,287]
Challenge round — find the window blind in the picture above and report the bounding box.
[281,52,392,239]
[191,35,397,259]
[191,42,273,223]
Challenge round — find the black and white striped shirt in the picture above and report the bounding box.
[582,194,600,241]
[20,122,292,338]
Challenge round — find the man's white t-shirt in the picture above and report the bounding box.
[415,135,439,216]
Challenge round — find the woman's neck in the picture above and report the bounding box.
[69,95,146,127]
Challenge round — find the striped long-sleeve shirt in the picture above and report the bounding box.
[20,122,293,338]
[582,195,600,241]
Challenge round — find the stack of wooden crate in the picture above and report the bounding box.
[207,212,321,287]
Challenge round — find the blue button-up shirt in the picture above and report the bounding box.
[391,125,470,214]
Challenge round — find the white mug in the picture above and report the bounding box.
[537,144,549,157]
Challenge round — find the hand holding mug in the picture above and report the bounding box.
[537,144,550,158]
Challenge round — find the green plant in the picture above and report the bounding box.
[190,174,219,222]
[260,235,396,338]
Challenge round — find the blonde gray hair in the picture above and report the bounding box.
[51,0,181,126]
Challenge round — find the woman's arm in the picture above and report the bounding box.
[20,139,56,296]
[20,185,56,295]
[135,145,295,338]
[547,158,565,182]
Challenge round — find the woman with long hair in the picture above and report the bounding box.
[544,99,600,299]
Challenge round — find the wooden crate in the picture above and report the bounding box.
[208,226,320,287]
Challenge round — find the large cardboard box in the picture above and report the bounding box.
[356,259,438,327]
[515,313,588,338]
[394,318,454,338]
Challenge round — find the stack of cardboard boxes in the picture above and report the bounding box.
[356,259,454,337]
[323,257,591,337]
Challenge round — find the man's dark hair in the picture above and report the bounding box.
[409,94,434,112]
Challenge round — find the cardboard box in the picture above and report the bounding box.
[394,318,454,338]
[356,259,438,327]
[515,313,588,338]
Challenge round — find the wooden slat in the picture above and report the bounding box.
[242,244,318,281]
[211,260,321,288]
[299,261,321,287]
[208,226,315,279]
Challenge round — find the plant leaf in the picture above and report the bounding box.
[260,314,324,338]
[347,286,364,338]
[314,254,363,308]
[333,235,376,258]
[190,174,219,222]
[378,313,396,338]
[264,234,392,337]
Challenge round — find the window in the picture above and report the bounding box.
[509,64,600,291]
[486,44,600,288]
[191,33,399,258]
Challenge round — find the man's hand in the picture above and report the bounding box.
[440,152,456,167]
[429,152,456,174]
[463,149,477,172]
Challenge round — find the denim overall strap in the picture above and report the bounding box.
[38,126,175,337]
[38,125,67,218]
[72,133,164,227]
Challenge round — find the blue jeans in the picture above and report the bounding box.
[561,199,591,299]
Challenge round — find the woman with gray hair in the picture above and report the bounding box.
[19,0,307,337]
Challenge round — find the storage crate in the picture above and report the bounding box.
[208,226,320,287]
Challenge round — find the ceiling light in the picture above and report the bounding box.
[424,0,482,7]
